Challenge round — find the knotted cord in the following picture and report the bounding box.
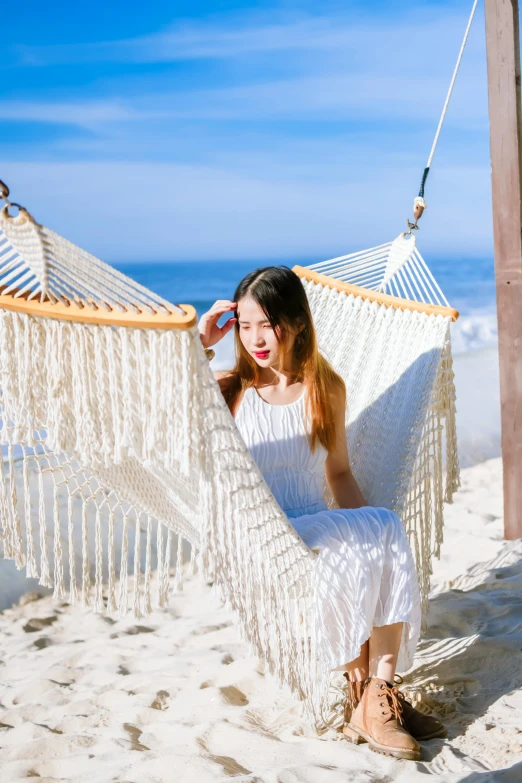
[411,0,479,229]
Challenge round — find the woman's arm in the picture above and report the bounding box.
[198,299,237,392]
[198,301,237,395]
[198,299,237,348]
[324,385,367,509]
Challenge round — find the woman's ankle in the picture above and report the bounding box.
[343,671,368,684]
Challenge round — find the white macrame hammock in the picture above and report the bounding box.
[0,203,459,729]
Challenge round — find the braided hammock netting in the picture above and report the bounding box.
[0,208,459,729]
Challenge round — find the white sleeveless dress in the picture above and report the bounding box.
[235,386,421,673]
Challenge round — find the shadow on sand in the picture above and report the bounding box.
[401,541,522,772]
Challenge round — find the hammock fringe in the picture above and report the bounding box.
[0,220,459,729]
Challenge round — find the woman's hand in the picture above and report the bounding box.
[198,300,237,349]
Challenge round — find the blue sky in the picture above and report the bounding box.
[1,1,491,262]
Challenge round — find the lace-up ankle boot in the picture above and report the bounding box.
[393,678,447,741]
[341,674,366,732]
[344,677,421,760]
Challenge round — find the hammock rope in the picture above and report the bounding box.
[422,0,480,185]
[410,0,479,230]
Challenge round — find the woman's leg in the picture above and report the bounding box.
[368,622,403,683]
[335,620,403,683]
[334,639,369,680]
[346,621,420,760]
[337,624,401,731]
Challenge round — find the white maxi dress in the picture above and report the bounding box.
[235,386,422,673]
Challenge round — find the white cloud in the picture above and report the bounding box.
[0,67,487,131]
[0,160,492,263]
[143,73,486,126]
[13,6,480,69]
[3,4,487,133]
[0,100,139,128]
[1,4,490,262]
[16,16,352,65]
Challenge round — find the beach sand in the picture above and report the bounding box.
[1,457,521,782]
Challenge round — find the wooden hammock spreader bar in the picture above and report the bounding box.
[0,292,197,329]
[293,265,460,322]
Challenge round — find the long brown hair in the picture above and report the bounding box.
[222,266,345,452]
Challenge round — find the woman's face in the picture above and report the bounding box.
[236,296,296,369]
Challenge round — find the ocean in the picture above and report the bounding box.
[114,256,499,357]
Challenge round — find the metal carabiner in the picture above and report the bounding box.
[404,218,420,236]
[404,197,426,235]
[0,179,10,201]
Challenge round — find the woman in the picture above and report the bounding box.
[198,266,445,761]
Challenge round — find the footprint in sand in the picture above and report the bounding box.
[123,723,150,751]
[35,723,63,735]
[207,754,251,776]
[219,686,249,706]
[23,616,58,633]
[150,690,169,710]
[197,736,251,776]
[111,625,155,640]
[192,623,231,636]
[212,643,244,665]
[33,636,53,650]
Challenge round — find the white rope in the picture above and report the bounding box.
[0,206,186,316]
[425,0,479,172]
[308,236,450,306]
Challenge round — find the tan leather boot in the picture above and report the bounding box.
[345,677,421,761]
[341,674,366,731]
[395,688,447,740]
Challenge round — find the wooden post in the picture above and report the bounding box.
[485,0,522,539]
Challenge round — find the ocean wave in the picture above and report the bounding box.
[451,309,498,354]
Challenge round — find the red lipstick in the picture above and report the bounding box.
[254,350,269,359]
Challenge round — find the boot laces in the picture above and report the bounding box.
[393,674,413,709]
[380,682,404,725]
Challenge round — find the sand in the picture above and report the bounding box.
[1,457,521,782]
